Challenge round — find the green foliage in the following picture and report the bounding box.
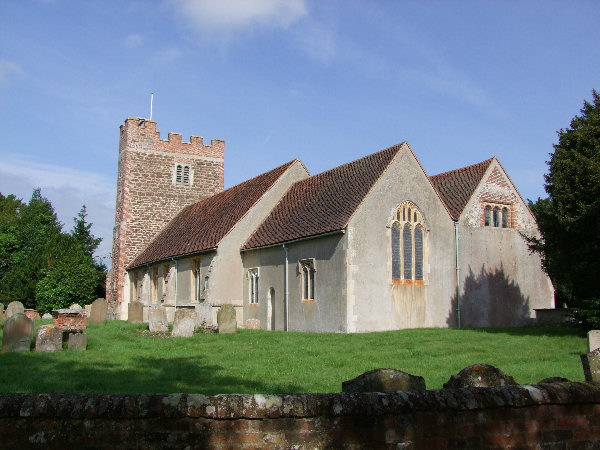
[0,189,106,310]
[529,90,600,327]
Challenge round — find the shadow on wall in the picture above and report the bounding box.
[446,264,531,328]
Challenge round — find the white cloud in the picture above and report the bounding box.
[0,59,25,86]
[171,0,307,34]
[0,156,116,267]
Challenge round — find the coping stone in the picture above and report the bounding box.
[1,313,34,353]
[443,364,518,389]
[342,368,426,393]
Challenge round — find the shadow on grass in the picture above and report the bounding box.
[469,326,586,339]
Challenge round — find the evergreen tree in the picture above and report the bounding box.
[529,90,600,328]
[71,205,101,258]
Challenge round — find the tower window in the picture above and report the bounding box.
[174,164,192,186]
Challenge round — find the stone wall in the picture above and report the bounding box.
[106,118,225,316]
[1,383,598,448]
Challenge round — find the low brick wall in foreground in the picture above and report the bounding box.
[1,382,599,448]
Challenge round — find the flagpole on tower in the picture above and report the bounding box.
[150,92,154,120]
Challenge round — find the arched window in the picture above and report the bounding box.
[493,207,500,227]
[391,223,401,280]
[484,206,491,226]
[175,164,192,185]
[502,207,509,228]
[403,223,413,280]
[414,226,424,281]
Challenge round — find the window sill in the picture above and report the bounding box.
[302,299,315,303]
[392,279,425,286]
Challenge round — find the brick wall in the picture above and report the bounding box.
[106,119,224,314]
[51,310,87,330]
[1,383,598,448]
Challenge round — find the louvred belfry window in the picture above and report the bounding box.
[175,164,192,185]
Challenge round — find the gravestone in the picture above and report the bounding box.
[69,303,83,310]
[342,368,426,393]
[89,298,108,324]
[68,333,87,350]
[42,313,52,319]
[1,313,34,353]
[217,304,237,334]
[195,302,215,328]
[148,306,168,332]
[35,325,63,352]
[443,364,518,389]
[171,308,197,337]
[581,349,600,382]
[6,301,25,319]
[588,330,600,352]
[128,301,143,323]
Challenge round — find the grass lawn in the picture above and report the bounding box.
[0,319,588,395]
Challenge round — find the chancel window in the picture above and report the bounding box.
[300,259,315,301]
[391,201,425,284]
[248,268,259,304]
[483,203,512,229]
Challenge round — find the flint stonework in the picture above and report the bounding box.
[342,368,426,393]
[128,301,144,323]
[6,301,25,319]
[172,308,197,337]
[149,306,168,332]
[68,332,87,350]
[1,313,34,353]
[217,305,237,334]
[89,298,108,324]
[35,325,63,352]
[443,364,518,389]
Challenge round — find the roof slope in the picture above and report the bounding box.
[128,160,298,268]
[243,144,402,250]
[430,158,494,220]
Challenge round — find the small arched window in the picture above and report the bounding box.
[493,207,500,227]
[484,206,491,226]
[403,223,413,280]
[502,207,509,228]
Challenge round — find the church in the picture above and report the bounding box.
[106,118,554,332]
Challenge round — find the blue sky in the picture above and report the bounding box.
[1,0,598,266]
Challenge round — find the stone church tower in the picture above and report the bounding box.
[106,118,224,316]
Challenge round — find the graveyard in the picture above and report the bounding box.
[0,302,588,394]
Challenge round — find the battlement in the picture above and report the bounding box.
[119,118,225,159]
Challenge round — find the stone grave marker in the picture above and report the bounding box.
[581,349,600,382]
[217,305,237,334]
[42,313,52,319]
[35,325,63,352]
[6,301,25,319]
[148,306,168,332]
[69,303,83,310]
[171,308,197,337]
[89,298,108,324]
[128,301,144,323]
[588,330,600,352]
[68,333,87,350]
[196,302,215,328]
[1,313,34,353]
[342,368,426,393]
[443,364,518,389]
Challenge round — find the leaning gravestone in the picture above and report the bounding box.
[443,364,518,389]
[128,301,144,323]
[148,306,168,332]
[1,313,34,353]
[196,302,215,328]
[217,305,237,334]
[342,368,426,393]
[581,348,600,382]
[171,308,197,337]
[35,325,63,352]
[588,330,600,353]
[6,301,25,320]
[68,333,87,350]
[89,298,108,324]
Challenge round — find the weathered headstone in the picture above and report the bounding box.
[148,306,168,332]
[35,325,63,352]
[128,301,144,323]
[89,298,108,324]
[195,302,215,328]
[245,318,260,329]
[581,348,600,382]
[69,303,83,310]
[443,364,518,389]
[68,332,87,350]
[1,313,34,353]
[42,313,52,319]
[342,368,426,393]
[171,308,197,337]
[6,301,25,319]
[588,330,600,353]
[217,304,237,334]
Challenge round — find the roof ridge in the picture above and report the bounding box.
[430,157,495,180]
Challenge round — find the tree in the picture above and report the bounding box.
[71,205,101,258]
[529,90,600,328]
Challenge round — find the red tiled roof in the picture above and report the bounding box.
[430,158,494,220]
[242,144,403,250]
[128,160,299,268]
